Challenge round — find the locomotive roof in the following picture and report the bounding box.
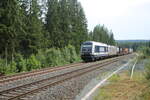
[83,41,107,46]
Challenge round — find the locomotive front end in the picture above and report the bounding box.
[80,42,94,61]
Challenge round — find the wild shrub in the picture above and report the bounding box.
[138,46,150,59]
[0,45,81,74]
[45,48,63,67]
[0,59,5,73]
[61,47,71,64]
[5,61,17,74]
[67,45,79,63]
[36,50,47,68]
[26,55,41,71]
[15,54,27,72]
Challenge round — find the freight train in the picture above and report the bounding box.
[80,41,133,62]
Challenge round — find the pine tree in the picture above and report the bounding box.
[68,0,88,51]
[45,0,62,48]
[59,0,71,47]
[109,33,115,45]
[92,24,115,45]
[19,0,43,57]
[0,0,22,65]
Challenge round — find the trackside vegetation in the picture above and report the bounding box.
[137,46,150,59]
[0,45,81,74]
[117,40,150,51]
[0,0,116,75]
[135,46,150,100]
[129,46,150,100]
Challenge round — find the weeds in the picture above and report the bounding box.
[144,59,150,81]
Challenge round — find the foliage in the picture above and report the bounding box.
[145,60,150,80]
[137,59,150,100]
[15,54,27,72]
[45,0,88,51]
[117,41,150,51]
[137,46,150,59]
[67,45,80,63]
[0,0,115,74]
[6,61,17,74]
[26,55,41,71]
[0,59,5,73]
[19,0,44,57]
[35,49,47,68]
[89,24,116,45]
[36,45,80,67]
[45,48,63,66]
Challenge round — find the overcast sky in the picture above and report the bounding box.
[78,0,150,40]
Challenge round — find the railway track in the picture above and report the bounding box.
[0,62,85,85]
[0,57,120,100]
[0,54,131,85]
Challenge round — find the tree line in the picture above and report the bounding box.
[88,24,115,45]
[0,0,116,74]
[117,41,150,51]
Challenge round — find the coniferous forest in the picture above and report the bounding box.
[0,0,116,74]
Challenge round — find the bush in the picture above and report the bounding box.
[61,47,71,64]
[26,55,41,71]
[67,45,81,63]
[5,61,17,74]
[0,45,81,74]
[15,54,27,72]
[36,50,47,68]
[137,46,150,59]
[0,59,5,74]
[36,45,81,68]
[45,48,64,67]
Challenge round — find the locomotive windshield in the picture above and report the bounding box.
[82,42,92,53]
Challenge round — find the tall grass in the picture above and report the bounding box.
[137,46,150,59]
[145,60,150,80]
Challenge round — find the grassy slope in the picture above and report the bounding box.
[94,71,150,100]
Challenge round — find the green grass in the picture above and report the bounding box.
[94,73,122,100]
[94,70,147,100]
[109,74,120,82]
[94,88,111,100]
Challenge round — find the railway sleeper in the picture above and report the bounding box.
[9,91,23,95]
[14,89,30,93]
[0,93,16,97]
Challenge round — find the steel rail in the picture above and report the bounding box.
[0,58,119,100]
[0,62,85,84]
[0,59,115,94]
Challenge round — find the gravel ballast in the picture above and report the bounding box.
[25,54,135,100]
[0,54,135,100]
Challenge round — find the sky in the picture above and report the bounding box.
[78,0,150,40]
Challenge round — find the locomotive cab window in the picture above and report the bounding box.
[82,45,92,53]
[82,42,93,53]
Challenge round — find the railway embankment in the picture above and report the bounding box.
[0,54,135,100]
